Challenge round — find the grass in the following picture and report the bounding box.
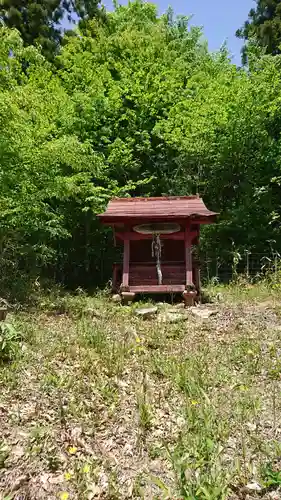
[0,284,281,499]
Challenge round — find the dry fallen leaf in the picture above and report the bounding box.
[11,474,29,491]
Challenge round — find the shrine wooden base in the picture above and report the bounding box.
[182,290,197,307]
[121,291,136,305]
[118,286,198,307]
[112,262,201,307]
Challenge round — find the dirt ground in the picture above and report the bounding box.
[1,286,281,499]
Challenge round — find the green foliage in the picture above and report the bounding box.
[0,322,22,362]
[0,0,64,60]
[2,1,281,295]
[0,440,9,469]
[0,25,147,295]
[262,463,281,488]
[58,2,281,260]
[0,0,103,61]
[236,0,281,63]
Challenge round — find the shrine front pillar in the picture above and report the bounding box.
[120,238,135,304]
[184,225,193,286]
[122,238,130,289]
[183,224,196,307]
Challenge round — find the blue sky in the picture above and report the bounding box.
[170,0,255,62]
[102,0,255,64]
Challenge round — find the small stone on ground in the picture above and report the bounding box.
[245,482,262,492]
[190,307,218,319]
[135,306,158,319]
[112,294,121,303]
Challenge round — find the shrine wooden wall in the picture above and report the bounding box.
[130,239,185,263]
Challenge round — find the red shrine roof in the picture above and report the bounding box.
[99,196,217,222]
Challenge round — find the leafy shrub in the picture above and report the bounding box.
[262,463,281,488]
[0,322,22,362]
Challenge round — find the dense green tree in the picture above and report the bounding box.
[236,0,281,63]
[59,2,281,257]
[0,0,102,60]
[2,2,281,297]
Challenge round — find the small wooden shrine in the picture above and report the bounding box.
[98,196,217,305]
